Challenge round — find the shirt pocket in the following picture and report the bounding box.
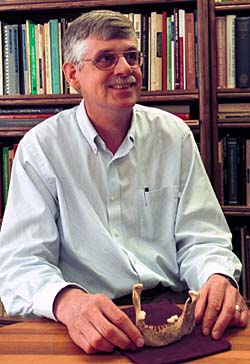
[139,186,178,242]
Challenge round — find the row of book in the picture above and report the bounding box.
[0,9,199,95]
[218,102,250,119]
[129,9,198,91]
[0,19,66,96]
[218,135,250,206]
[231,224,250,300]
[216,15,250,89]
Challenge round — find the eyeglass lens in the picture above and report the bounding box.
[95,51,142,70]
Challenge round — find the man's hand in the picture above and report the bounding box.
[195,274,248,339]
[53,287,144,354]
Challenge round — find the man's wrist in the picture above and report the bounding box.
[213,273,238,288]
[53,286,86,323]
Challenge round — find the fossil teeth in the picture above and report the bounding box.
[132,283,199,347]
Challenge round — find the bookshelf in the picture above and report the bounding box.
[209,0,250,304]
[0,0,211,314]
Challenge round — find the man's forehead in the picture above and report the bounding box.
[85,36,137,53]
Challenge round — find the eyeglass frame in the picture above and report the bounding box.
[83,50,144,71]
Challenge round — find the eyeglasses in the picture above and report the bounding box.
[83,50,144,71]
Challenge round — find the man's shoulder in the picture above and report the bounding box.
[134,103,190,131]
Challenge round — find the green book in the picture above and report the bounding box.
[49,19,61,94]
[29,22,37,95]
[167,16,172,90]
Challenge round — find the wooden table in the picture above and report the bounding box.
[0,313,249,364]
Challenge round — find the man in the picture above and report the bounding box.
[0,10,248,354]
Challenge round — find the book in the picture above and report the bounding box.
[173,8,180,89]
[3,23,10,95]
[19,23,29,95]
[166,16,172,90]
[44,21,52,94]
[226,15,236,88]
[178,9,186,90]
[150,12,162,91]
[216,16,227,88]
[226,136,238,205]
[218,103,250,112]
[36,23,45,94]
[141,14,149,91]
[11,24,20,94]
[235,17,250,88]
[29,21,37,95]
[0,22,3,95]
[185,12,196,90]
[162,11,167,91]
[49,19,61,94]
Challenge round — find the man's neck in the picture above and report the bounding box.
[87,107,133,154]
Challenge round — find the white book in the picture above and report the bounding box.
[133,13,141,51]
[178,9,186,90]
[171,14,175,90]
[226,14,236,88]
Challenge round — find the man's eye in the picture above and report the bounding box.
[98,53,113,63]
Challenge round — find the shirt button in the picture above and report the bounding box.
[111,195,115,201]
[113,230,119,237]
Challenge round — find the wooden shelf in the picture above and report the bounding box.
[223,206,250,217]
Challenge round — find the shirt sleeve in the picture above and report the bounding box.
[175,129,242,290]
[0,138,86,319]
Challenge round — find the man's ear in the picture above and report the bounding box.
[63,62,81,91]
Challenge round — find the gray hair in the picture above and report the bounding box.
[63,10,136,69]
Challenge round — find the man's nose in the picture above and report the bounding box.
[113,55,132,73]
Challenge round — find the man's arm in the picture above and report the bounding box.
[175,130,248,336]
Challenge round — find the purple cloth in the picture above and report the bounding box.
[120,301,231,364]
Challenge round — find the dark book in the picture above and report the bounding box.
[141,13,149,91]
[235,16,250,88]
[226,136,238,205]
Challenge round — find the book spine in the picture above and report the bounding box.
[166,16,172,90]
[141,14,149,91]
[185,12,196,90]
[235,17,250,88]
[226,136,238,205]
[0,21,3,95]
[19,24,29,94]
[216,16,227,88]
[178,9,186,90]
[162,11,167,91]
[226,15,236,88]
[12,24,20,94]
[3,23,10,95]
[50,19,61,94]
[174,8,180,89]
[29,22,37,95]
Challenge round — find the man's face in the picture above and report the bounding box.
[72,36,142,117]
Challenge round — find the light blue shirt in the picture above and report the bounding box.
[0,101,241,320]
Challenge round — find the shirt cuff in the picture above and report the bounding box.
[33,281,87,320]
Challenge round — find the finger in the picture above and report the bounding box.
[210,288,237,339]
[90,309,136,350]
[230,302,249,328]
[195,288,207,324]
[201,285,225,336]
[100,298,144,348]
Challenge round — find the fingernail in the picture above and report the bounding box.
[212,330,220,340]
[136,337,144,348]
[203,328,210,336]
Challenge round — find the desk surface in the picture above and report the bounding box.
[0,312,249,364]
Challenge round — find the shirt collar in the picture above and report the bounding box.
[76,100,136,154]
